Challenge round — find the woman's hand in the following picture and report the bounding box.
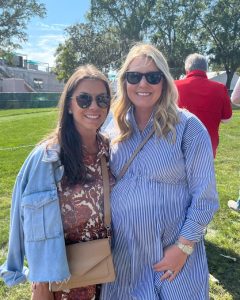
[153,244,188,282]
[31,282,54,300]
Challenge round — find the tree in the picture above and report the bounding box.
[53,40,79,82]
[54,0,240,88]
[88,0,157,58]
[54,23,121,82]
[198,0,240,89]
[151,0,207,79]
[54,0,203,81]
[0,0,46,50]
[54,1,158,80]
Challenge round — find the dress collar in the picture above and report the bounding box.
[128,105,155,137]
[96,133,109,159]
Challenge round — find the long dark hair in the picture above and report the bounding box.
[48,64,111,184]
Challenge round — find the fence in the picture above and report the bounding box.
[0,92,61,109]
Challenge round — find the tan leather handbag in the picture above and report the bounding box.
[49,155,115,292]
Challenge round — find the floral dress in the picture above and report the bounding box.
[54,138,115,300]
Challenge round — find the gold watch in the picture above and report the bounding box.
[175,241,194,255]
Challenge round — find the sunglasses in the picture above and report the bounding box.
[74,93,111,109]
[125,71,164,85]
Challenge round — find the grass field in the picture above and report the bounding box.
[0,108,239,299]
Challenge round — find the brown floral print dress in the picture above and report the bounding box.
[54,137,115,300]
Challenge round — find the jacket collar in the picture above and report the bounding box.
[186,70,207,79]
[42,134,109,164]
[42,144,61,163]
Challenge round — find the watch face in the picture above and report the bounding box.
[183,245,193,255]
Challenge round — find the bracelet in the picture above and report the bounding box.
[175,241,194,255]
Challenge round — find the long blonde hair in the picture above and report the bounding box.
[113,43,179,143]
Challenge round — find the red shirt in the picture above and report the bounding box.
[175,70,232,157]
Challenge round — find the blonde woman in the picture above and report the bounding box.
[101,44,219,299]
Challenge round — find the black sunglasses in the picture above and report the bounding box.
[125,71,164,85]
[73,93,111,109]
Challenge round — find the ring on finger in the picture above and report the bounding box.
[167,269,174,275]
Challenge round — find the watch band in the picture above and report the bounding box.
[175,241,194,255]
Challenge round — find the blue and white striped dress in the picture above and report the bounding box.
[101,108,219,300]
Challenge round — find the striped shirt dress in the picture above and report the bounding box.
[101,108,219,300]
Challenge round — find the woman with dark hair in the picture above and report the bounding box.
[0,65,114,300]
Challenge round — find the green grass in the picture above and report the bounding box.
[0,108,239,299]
[0,108,58,196]
[206,110,240,300]
[0,108,57,118]
[0,108,58,299]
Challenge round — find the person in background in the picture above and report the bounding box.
[175,53,232,158]
[231,77,240,106]
[228,77,240,211]
[228,192,240,212]
[0,65,114,300]
[101,43,219,300]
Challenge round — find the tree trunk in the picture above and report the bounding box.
[225,70,235,90]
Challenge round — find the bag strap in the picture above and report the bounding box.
[116,127,155,182]
[100,155,111,237]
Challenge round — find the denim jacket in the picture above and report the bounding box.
[0,143,71,286]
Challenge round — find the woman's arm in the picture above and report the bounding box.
[0,174,28,286]
[154,117,219,280]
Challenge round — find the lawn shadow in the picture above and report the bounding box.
[206,240,240,299]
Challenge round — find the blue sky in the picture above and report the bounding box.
[19,0,90,67]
